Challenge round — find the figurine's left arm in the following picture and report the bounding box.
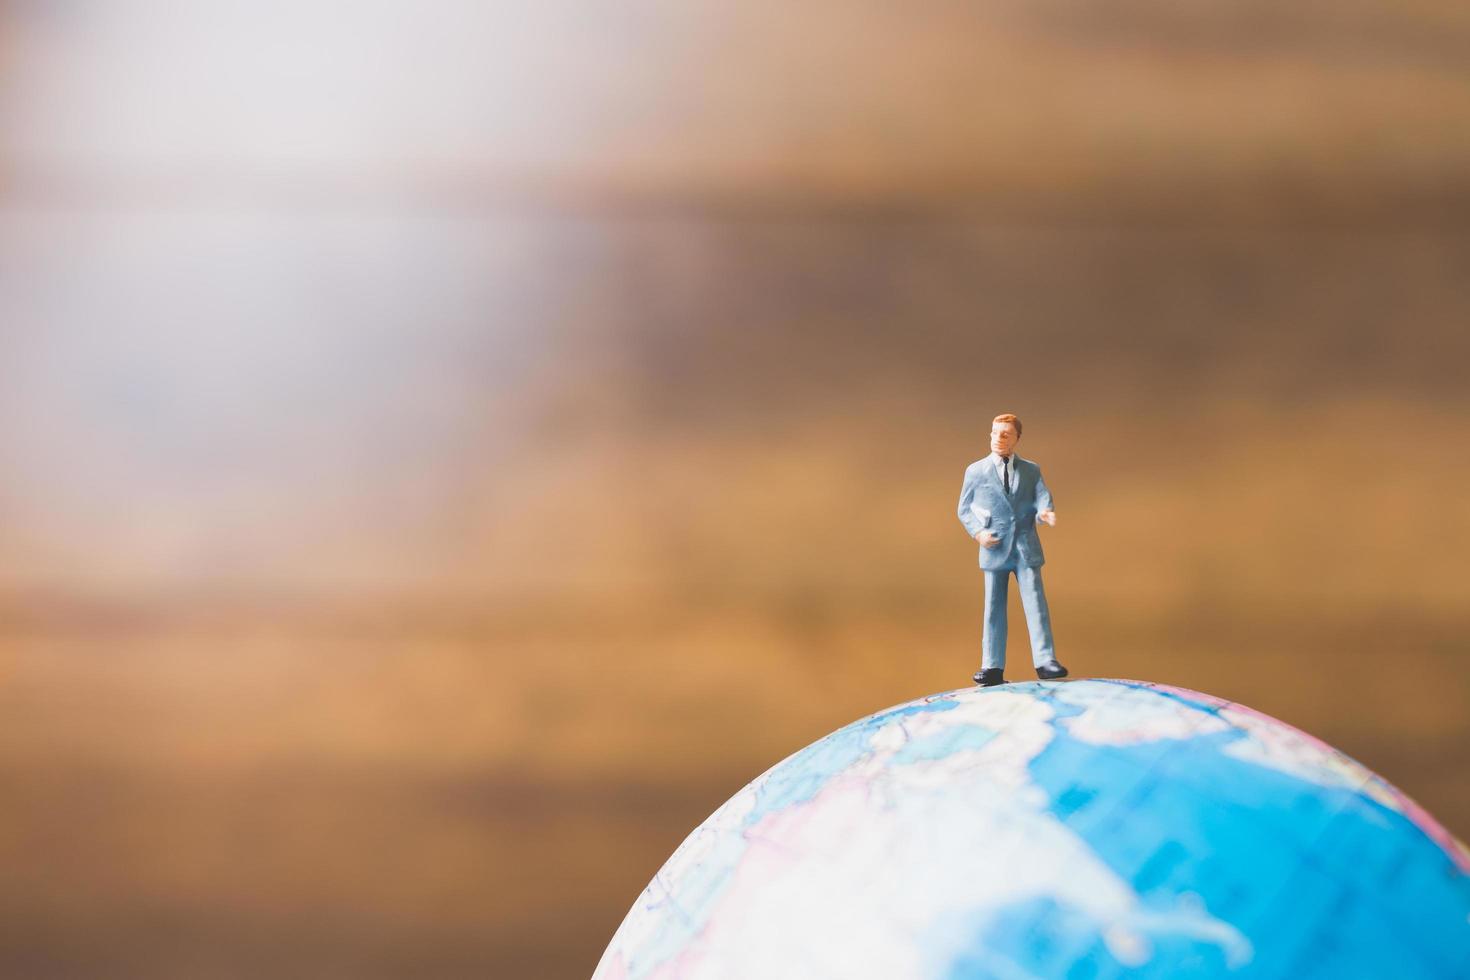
[1035,469,1056,527]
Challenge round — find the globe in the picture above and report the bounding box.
[594,679,1470,979]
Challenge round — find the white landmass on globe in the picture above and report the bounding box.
[1215,705,1404,814]
[1057,682,1230,746]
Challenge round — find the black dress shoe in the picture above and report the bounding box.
[973,668,1006,687]
[1036,661,1069,680]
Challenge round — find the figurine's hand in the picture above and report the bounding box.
[1037,509,1056,527]
[977,531,1001,549]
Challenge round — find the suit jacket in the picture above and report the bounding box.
[956,455,1053,571]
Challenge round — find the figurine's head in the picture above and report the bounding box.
[990,413,1021,457]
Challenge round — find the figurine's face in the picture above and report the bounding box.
[990,421,1019,456]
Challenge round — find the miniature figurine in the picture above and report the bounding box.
[956,413,1068,686]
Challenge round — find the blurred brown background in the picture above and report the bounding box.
[2,1,1469,977]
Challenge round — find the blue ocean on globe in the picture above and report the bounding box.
[595,679,1470,979]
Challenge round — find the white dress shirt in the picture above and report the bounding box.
[988,452,1016,493]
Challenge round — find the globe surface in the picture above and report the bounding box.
[594,679,1470,979]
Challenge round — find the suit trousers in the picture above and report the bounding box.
[981,564,1056,671]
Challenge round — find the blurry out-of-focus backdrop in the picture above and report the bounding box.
[2,2,1468,977]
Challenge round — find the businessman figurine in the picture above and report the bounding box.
[956,413,1069,686]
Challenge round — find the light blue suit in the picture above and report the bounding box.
[956,455,1057,671]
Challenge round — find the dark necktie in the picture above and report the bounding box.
[1002,455,1011,493]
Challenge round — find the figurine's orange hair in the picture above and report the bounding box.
[992,413,1022,437]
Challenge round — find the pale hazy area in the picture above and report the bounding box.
[1,2,1468,977]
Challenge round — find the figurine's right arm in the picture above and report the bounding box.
[957,466,985,538]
